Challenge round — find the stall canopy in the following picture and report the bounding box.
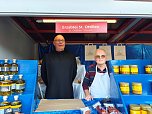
[12,17,152,44]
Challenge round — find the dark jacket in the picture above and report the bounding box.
[41,50,77,99]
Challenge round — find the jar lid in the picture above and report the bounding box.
[120,82,129,86]
[130,65,138,67]
[113,65,119,68]
[130,104,140,110]
[140,104,151,110]
[121,65,130,67]
[132,82,142,86]
[145,65,152,67]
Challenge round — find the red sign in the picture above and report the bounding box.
[55,22,107,33]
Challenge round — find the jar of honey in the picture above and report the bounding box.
[120,82,130,94]
[113,65,119,74]
[132,82,142,95]
[130,104,141,114]
[140,104,151,114]
[120,65,130,74]
[130,65,138,74]
[145,65,152,74]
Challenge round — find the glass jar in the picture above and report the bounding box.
[132,82,142,95]
[0,75,11,96]
[120,82,130,94]
[145,65,152,74]
[130,65,138,74]
[120,65,130,74]
[130,104,140,114]
[113,65,119,74]
[140,104,151,114]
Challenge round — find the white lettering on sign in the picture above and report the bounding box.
[61,25,100,30]
[78,26,83,29]
[61,26,79,29]
[85,25,100,29]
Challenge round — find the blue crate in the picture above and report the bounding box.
[108,59,152,114]
[0,60,38,114]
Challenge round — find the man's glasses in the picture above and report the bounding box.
[54,40,65,43]
[95,55,106,59]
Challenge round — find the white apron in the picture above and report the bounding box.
[90,66,110,98]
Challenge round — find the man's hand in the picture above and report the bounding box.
[84,89,93,101]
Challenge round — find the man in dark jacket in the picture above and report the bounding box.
[41,34,77,99]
